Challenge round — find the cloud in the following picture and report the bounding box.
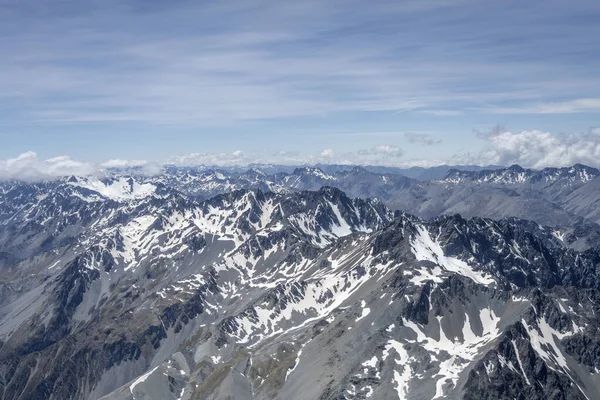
[6,125,600,182]
[168,145,409,167]
[418,109,462,116]
[100,159,163,175]
[0,152,96,181]
[320,149,334,158]
[167,151,254,167]
[404,132,439,146]
[1,0,599,127]
[474,124,506,139]
[373,145,403,156]
[0,152,164,181]
[460,128,600,168]
[358,145,403,157]
[274,150,300,157]
[487,98,600,114]
[101,159,148,168]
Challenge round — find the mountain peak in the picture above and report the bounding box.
[291,166,335,180]
[507,164,525,172]
[245,167,267,177]
[350,166,369,173]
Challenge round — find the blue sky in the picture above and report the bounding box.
[1,0,600,172]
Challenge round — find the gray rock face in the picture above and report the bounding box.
[1,173,600,399]
[144,164,600,242]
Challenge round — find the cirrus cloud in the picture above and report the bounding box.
[487,98,600,115]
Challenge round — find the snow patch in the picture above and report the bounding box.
[356,300,371,322]
[411,225,495,286]
[71,177,156,201]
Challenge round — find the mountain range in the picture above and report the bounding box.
[150,163,600,246]
[1,164,600,399]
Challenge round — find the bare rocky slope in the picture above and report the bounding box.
[0,174,600,399]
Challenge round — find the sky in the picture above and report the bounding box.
[1,0,600,177]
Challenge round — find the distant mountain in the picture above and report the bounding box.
[1,182,600,399]
[301,163,504,180]
[374,164,504,181]
[412,163,600,226]
[167,164,504,181]
[149,164,600,231]
[155,165,417,204]
[442,163,599,186]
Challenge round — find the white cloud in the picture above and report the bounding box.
[101,159,148,168]
[0,152,96,181]
[461,128,600,168]
[168,145,410,167]
[100,159,163,175]
[320,149,334,158]
[6,127,600,182]
[167,151,254,167]
[358,145,403,157]
[0,153,163,181]
[374,145,402,156]
[274,150,299,157]
[166,147,451,168]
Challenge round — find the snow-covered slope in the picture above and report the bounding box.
[1,178,600,399]
[68,176,157,201]
[147,164,600,229]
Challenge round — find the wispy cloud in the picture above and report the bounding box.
[358,145,403,157]
[1,0,599,127]
[485,98,600,114]
[404,132,440,146]
[167,146,406,167]
[418,110,462,116]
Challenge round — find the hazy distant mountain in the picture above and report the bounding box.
[364,164,504,181]
[152,163,600,229]
[173,164,504,181]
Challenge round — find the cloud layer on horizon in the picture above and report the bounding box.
[2,128,600,180]
[459,128,600,169]
[166,145,409,168]
[0,152,160,181]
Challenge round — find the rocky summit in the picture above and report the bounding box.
[1,167,600,399]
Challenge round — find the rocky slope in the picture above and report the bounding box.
[146,164,600,229]
[1,179,600,399]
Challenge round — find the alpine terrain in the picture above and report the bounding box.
[1,165,600,399]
